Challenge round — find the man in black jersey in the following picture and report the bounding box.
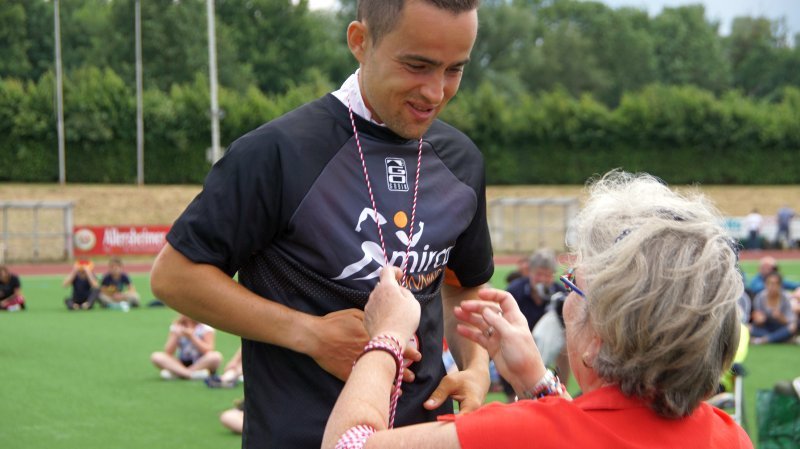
[151,1,493,447]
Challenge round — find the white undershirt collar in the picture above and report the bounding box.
[332,69,385,127]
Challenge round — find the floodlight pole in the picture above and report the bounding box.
[135,0,145,185]
[206,0,221,163]
[54,0,66,185]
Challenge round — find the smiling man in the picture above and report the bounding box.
[151,1,493,447]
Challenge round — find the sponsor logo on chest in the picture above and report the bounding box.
[385,158,409,192]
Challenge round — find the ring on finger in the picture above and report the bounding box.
[485,326,495,337]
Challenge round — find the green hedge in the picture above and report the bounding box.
[1,68,798,184]
[442,83,800,184]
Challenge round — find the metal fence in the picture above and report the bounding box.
[0,201,74,263]
[488,197,579,254]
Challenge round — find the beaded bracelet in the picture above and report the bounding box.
[516,369,566,401]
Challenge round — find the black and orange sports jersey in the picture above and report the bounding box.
[168,94,493,448]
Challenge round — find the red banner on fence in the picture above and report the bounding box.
[73,225,170,255]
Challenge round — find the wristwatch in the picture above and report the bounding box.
[516,369,565,401]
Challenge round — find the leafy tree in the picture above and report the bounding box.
[217,0,341,93]
[59,0,112,73]
[651,5,731,93]
[106,0,204,91]
[727,17,800,98]
[460,1,539,95]
[0,2,32,79]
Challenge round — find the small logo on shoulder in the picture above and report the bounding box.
[385,158,409,192]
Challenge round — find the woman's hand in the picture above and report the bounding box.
[454,288,546,393]
[364,266,421,347]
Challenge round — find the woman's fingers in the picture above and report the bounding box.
[456,322,489,347]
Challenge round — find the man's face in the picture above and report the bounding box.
[350,1,478,139]
[529,267,555,288]
[759,259,776,276]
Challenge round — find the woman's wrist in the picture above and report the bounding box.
[509,358,548,395]
[370,332,405,352]
[515,369,566,401]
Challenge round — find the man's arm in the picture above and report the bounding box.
[150,243,369,380]
[424,283,490,413]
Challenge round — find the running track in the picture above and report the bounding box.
[9,249,800,276]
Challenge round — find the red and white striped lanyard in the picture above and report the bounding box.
[347,98,422,287]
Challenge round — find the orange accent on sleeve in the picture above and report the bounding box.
[444,268,462,287]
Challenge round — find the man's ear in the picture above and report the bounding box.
[347,20,369,63]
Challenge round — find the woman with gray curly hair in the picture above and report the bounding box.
[322,171,752,449]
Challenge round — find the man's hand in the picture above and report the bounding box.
[423,367,489,413]
[308,309,370,381]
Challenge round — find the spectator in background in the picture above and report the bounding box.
[0,265,25,311]
[205,346,243,389]
[503,256,530,286]
[792,294,800,344]
[63,260,100,310]
[748,256,800,297]
[150,314,222,380]
[506,248,565,331]
[531,290,571,388]
[776,205,796,249]
[220,398,245,435]
[502,248,566,400]
[98,258,141,309]
[750,271,797,344]
[745,208,763,250]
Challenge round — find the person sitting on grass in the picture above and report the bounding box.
[0,265,26,311]
[63,260,100,310]
[150,314,222,380]
[747,256,799,297]
[750,271,798,344]
[206,346,243,388]
[219,398,245,435]
[321,171,752,449]
[98,258,141,309]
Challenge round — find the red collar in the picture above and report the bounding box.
[572,385,650,411]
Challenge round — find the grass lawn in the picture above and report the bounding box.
[0,274,243,449]
[1,264,798,448]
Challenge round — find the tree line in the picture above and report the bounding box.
[1,0,798,184]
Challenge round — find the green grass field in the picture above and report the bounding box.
[0,274,243,449]
[1,262,798,448]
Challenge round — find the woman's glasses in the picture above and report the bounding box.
[559,268,586,299]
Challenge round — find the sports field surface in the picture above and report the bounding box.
[1,260,798,448]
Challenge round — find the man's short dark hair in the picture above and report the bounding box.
[357,0,479,47]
